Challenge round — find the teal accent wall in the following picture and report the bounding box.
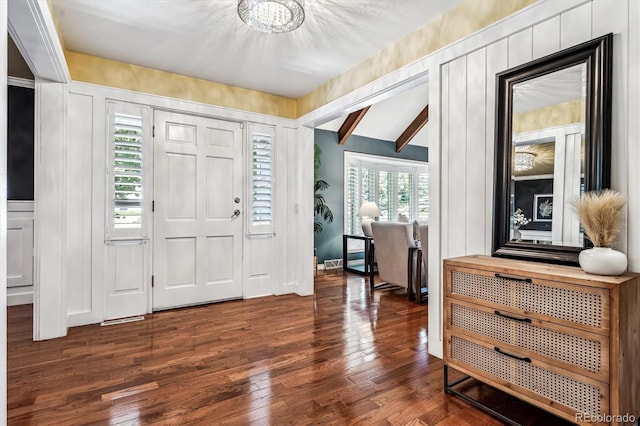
[314,129,428,263]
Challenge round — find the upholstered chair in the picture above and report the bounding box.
[371,222,416,294]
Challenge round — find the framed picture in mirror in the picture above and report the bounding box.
[533,194,553,222]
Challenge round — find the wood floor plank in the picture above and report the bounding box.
[101,382,159,401]
[7,271,570,425]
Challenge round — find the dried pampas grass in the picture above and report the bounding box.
[572,190,626,247]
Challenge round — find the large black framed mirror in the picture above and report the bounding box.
[492,33,612,265]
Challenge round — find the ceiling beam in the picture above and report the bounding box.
[395,105,429,152]
[338,106,370,145]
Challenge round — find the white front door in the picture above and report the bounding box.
[153,110,243,310]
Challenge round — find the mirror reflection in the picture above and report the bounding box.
[509,64,586,247]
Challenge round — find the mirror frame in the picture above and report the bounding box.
[492,33,613,265]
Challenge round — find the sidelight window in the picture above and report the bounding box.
[107,101,149,238]
[247,123,275,235]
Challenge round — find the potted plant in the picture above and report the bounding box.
[572,189,627,275]
[314,144,333,233]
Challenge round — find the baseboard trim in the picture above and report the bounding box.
[7,289,34,306]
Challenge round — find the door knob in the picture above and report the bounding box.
[231,209,241,219]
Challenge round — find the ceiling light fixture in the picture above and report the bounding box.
[238,0,305,33]
[514,151,536,172]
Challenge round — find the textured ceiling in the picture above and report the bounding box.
[514,64,585,113]
[50,0,463,98]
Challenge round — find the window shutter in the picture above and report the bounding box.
[397,172,414,218]
[252,134,272,225]
[113,113,143,229]
[107,102,149,239]
[418,171,429,221]
[378,170,392,221]
[361,167,375,205]
[247,123,275,235]
[346,163,360,235]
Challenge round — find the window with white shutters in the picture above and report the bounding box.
[113,113,143,228]
[397,171,414,218]
[248,123,275,235]
[378,170,393,222]
[344,152,428,235]
[346,164,360,235]
[418,172,429,221]
[107,102,149,239]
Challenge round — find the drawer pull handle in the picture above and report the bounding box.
[494,310,532,323]
[495,273,532,283]
[494,347,531,363]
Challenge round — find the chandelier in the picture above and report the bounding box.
[238,0,305,33]
[514,151,536,172]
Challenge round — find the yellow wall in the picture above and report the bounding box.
[63,0,536,119]
[65,51,298,119]
[513,99,585,134]
[297,0,537,116]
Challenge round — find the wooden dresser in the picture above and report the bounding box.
[443,255,639,425]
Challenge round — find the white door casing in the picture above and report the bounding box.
[153,110,243,309]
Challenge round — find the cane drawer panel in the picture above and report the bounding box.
[448,301,608,379]
[449,268,608,330]
[448,335,607,417]
[443,256,640,425]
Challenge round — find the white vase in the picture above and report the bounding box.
[578,247,627,276]
[513,225,521,241]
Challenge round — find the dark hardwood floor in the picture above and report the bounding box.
[7,271,569,425]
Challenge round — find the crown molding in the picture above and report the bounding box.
[8,77,35,89]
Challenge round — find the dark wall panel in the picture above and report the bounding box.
[8,85,35,200]
[514,178,553,231]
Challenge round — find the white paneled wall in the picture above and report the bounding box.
[466,49,488,256]
[7,201,34,306]
[435,0,638,358]
[276,126,301,295]
[67,93,94,320]
[484,38,508,255]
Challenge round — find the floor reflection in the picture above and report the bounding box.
[7,270,447,425]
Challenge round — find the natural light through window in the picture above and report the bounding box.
[251,133,272,226]
[344,152,428,235]
[113,112,143,229]
[247,123,276,235]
